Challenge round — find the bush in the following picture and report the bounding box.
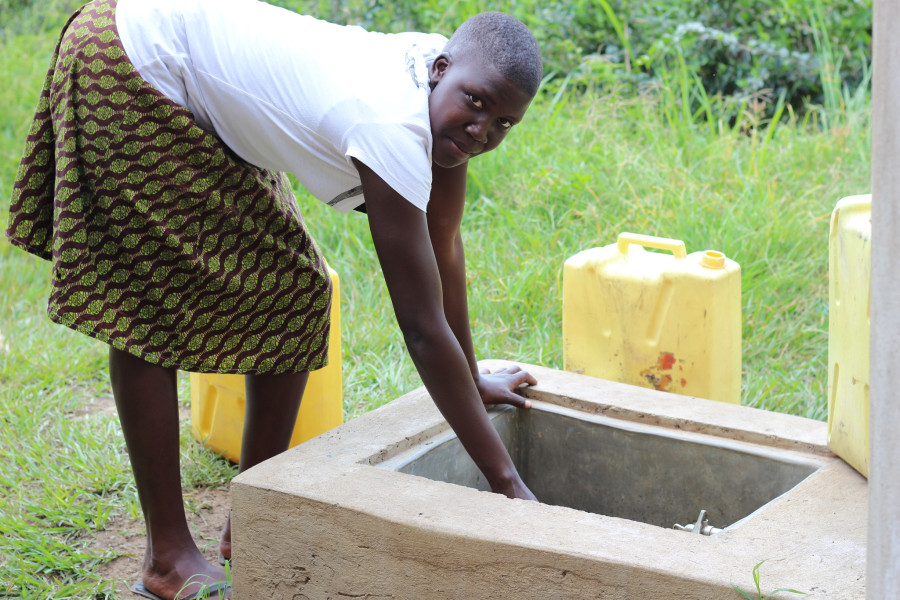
[633,0,870,116]
[3,0,871,117]
[269,0,871,118]
[0,0,84,41]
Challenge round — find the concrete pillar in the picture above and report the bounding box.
[868,1,900,596]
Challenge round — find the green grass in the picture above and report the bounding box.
[0,1,871,597]
[734,560,808,599]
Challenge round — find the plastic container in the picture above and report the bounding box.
[190,266,344,463]
[563,232,742,404]
[827,194,871,478]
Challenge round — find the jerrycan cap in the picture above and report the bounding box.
[701,250,726,268]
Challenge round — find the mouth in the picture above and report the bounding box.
[449,137,478,158]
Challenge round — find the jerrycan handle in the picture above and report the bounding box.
[616,232,687,259]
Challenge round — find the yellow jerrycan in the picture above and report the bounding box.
[827,194,871,478]
[563,232,742,404]
[190,265,344,463]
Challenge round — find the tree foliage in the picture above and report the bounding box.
[2,0,872,116]
[274,0,872,116]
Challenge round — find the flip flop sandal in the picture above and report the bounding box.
[131,580,231,600]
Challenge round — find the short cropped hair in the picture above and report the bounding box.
[443,12,543,96]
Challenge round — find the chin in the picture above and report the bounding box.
[433,154,468,169]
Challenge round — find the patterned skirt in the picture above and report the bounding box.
[6,0,332,374]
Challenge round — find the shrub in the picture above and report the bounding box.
[3,0,871,117]
[270,0,872,118]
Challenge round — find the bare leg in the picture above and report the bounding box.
[110,347,229,599]
[218,370,309,560]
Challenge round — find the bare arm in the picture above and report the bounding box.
[427,163,537,409]
[354,158,534,500]
[424,163,477,375]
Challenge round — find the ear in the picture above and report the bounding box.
[429,54,451,86]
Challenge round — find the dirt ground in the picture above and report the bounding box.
[92,486,231,598]
[81,394,233,598]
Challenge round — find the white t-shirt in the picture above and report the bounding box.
[116,0,447,212]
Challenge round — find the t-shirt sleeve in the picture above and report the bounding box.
[344,118,433,212]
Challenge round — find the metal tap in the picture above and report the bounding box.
[673,509,722,536]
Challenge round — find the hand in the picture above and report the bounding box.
[491,473,538,501]
[475,365,537,409]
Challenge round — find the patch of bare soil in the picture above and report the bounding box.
[70,392,120,420]
[78,391,234,597]
[93,485,232,598]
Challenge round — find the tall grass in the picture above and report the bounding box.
[0,0,871,596]
[304,78,870,422]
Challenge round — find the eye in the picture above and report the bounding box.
[467,94,483,109]
[498,118,512,130]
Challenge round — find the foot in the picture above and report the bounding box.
[219,516,231,562]
[140,546,231,599]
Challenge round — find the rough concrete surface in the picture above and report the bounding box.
[232,362,866,599]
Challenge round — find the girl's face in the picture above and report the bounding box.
[428,53,533,169]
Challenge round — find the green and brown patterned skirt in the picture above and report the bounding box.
[6,0,332,374]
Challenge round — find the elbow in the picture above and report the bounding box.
[397,315,447,358]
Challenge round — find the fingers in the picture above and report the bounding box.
[502,394,532,410]
[512,369,538,388]
[476,364,538,409]
[481,365,538,386]
[500,367,535,409]
[495,366,538,388]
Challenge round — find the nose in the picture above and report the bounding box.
[466,119,488,144]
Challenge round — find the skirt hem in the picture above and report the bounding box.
[47,308,329,375]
